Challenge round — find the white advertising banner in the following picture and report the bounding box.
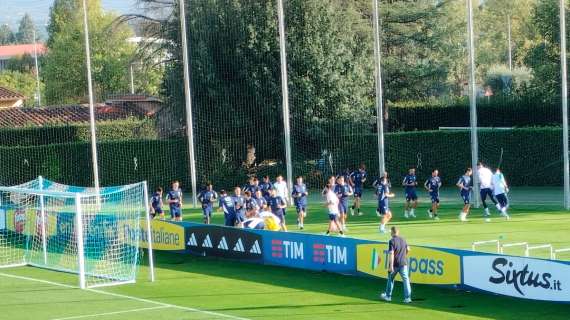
[464,255,570,302]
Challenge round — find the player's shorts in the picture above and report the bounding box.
[480,188,494,201]
[236,211,246,223]
[461,191,471,204]
[377,199,389,215]
[353,188,363,198]
[405,190,418,201]
[275,212,285,225]
[328,213,339,221]
[495,193,508,208]
[224,213,236,227]
[429,192,440,204]
[295,202,306,213]
[338,199,349,214]
[170,206,181,218]
[202,206,213,217]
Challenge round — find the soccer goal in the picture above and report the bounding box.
[0,180,154,289]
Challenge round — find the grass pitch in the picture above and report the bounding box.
[1,187,569,319]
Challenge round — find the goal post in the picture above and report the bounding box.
[0,181,154,289]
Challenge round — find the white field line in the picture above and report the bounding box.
[0,272,251,320]
[50,306,169,320]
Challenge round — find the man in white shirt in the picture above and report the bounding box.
[273,175,290,205]
[325,183,344,236]
[477,162,498,218]
[492,168,510,220]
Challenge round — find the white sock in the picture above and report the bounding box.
[410,209,415,215]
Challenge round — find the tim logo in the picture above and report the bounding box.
[313,243,347,265]
[489,257,563,296]
[271,239,303,260]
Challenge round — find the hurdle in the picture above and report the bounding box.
[553,248,570,260]
[525,244,554,259]
[500,242,529,255]
[472,240,500,253]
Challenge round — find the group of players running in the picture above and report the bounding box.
[149,162,511,235]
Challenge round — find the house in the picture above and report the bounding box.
[0,86,26,108]
[0,43,47,71]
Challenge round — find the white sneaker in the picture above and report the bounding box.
[350,208,355,216]
[409,210,416,218]
[460,212,467,222]
[404,212,409,219]
[434,216,440,221]
[340,233,346,238]
[380,293,391,302]
[483,208,490,217]
[379,225,386,233]
[484,218,491,223]
[496,203,501,211]
[403,298,412,304]
[427,209,433,218]
[358,211,363,216]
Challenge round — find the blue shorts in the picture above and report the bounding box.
[377,199,389,215]
[354,188,363,198]
[405,190,417,201]
[480,188,494,201]
[461,191,471,204]
[295,202,306,213]
[170,206,181,218]
[275,212,285,224]
[202,205,213,217]
[338,199,349,214]
[496,193,509,208]
[430,192,440,204]
[224,213,236,227]
[236,211,246,223]
[152,207,163,215]
[328,213,339,221]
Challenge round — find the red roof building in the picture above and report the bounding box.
[0,43,47,71]
[0,86,27,109]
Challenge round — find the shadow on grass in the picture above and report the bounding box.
[150,251,569,320]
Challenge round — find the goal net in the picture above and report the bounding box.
[0,180,152,289]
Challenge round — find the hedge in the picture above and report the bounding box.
[0,118,158,147]
[0,128,564,191]
[387,98,562,131]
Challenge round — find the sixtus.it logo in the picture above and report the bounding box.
[489,258,563,296]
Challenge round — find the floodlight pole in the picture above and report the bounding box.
[372,0,386,176]
[33,29,41,107]
[179,0,198,208]
[560,0,570,209]
[82,0,100,197]
[507,15,513,72]
[277,0,294,202]
[466,0,480,208]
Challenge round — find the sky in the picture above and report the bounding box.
[1,0,139,33]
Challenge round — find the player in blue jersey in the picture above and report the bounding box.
[150,187,164,220]
[268,188,288,231]
[198,183,218,224]
[218,190,236,227]
[167,181,183,221]
[376,173,395,233]
[424,170,442,220]
[244,191,260,218]
[233,187,246,228]
[292,176,308,230]
[254,190,267,210]
[350,164,367,216]
[244,177,260,196]
[402,168,418,219]
[456,168,473,222]
[259,176,273,200]
[335,175,353,231]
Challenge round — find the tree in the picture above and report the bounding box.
[0,24,16,45]
[16,14,37,44]
[42,0,136,104]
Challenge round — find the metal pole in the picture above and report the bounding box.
[82,0,100,196]
[33,29,41,107]
[179,0,198,208]
[560,0,570,209]
[277,0,294,202]
[466,0,480,208]
[372,0,386,176]
[507,15,513,72]
[142,181,155,282]
[130,64,135,94]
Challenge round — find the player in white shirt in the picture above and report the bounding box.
[273,175,290,218]
[492,168,510,220]
[477,162,499,218]
[324,183,344,237]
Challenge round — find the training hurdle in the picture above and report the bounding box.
[472,240,500,253]
[553,248,570,260]
[525,244,554,259]
[500,242,529,255]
